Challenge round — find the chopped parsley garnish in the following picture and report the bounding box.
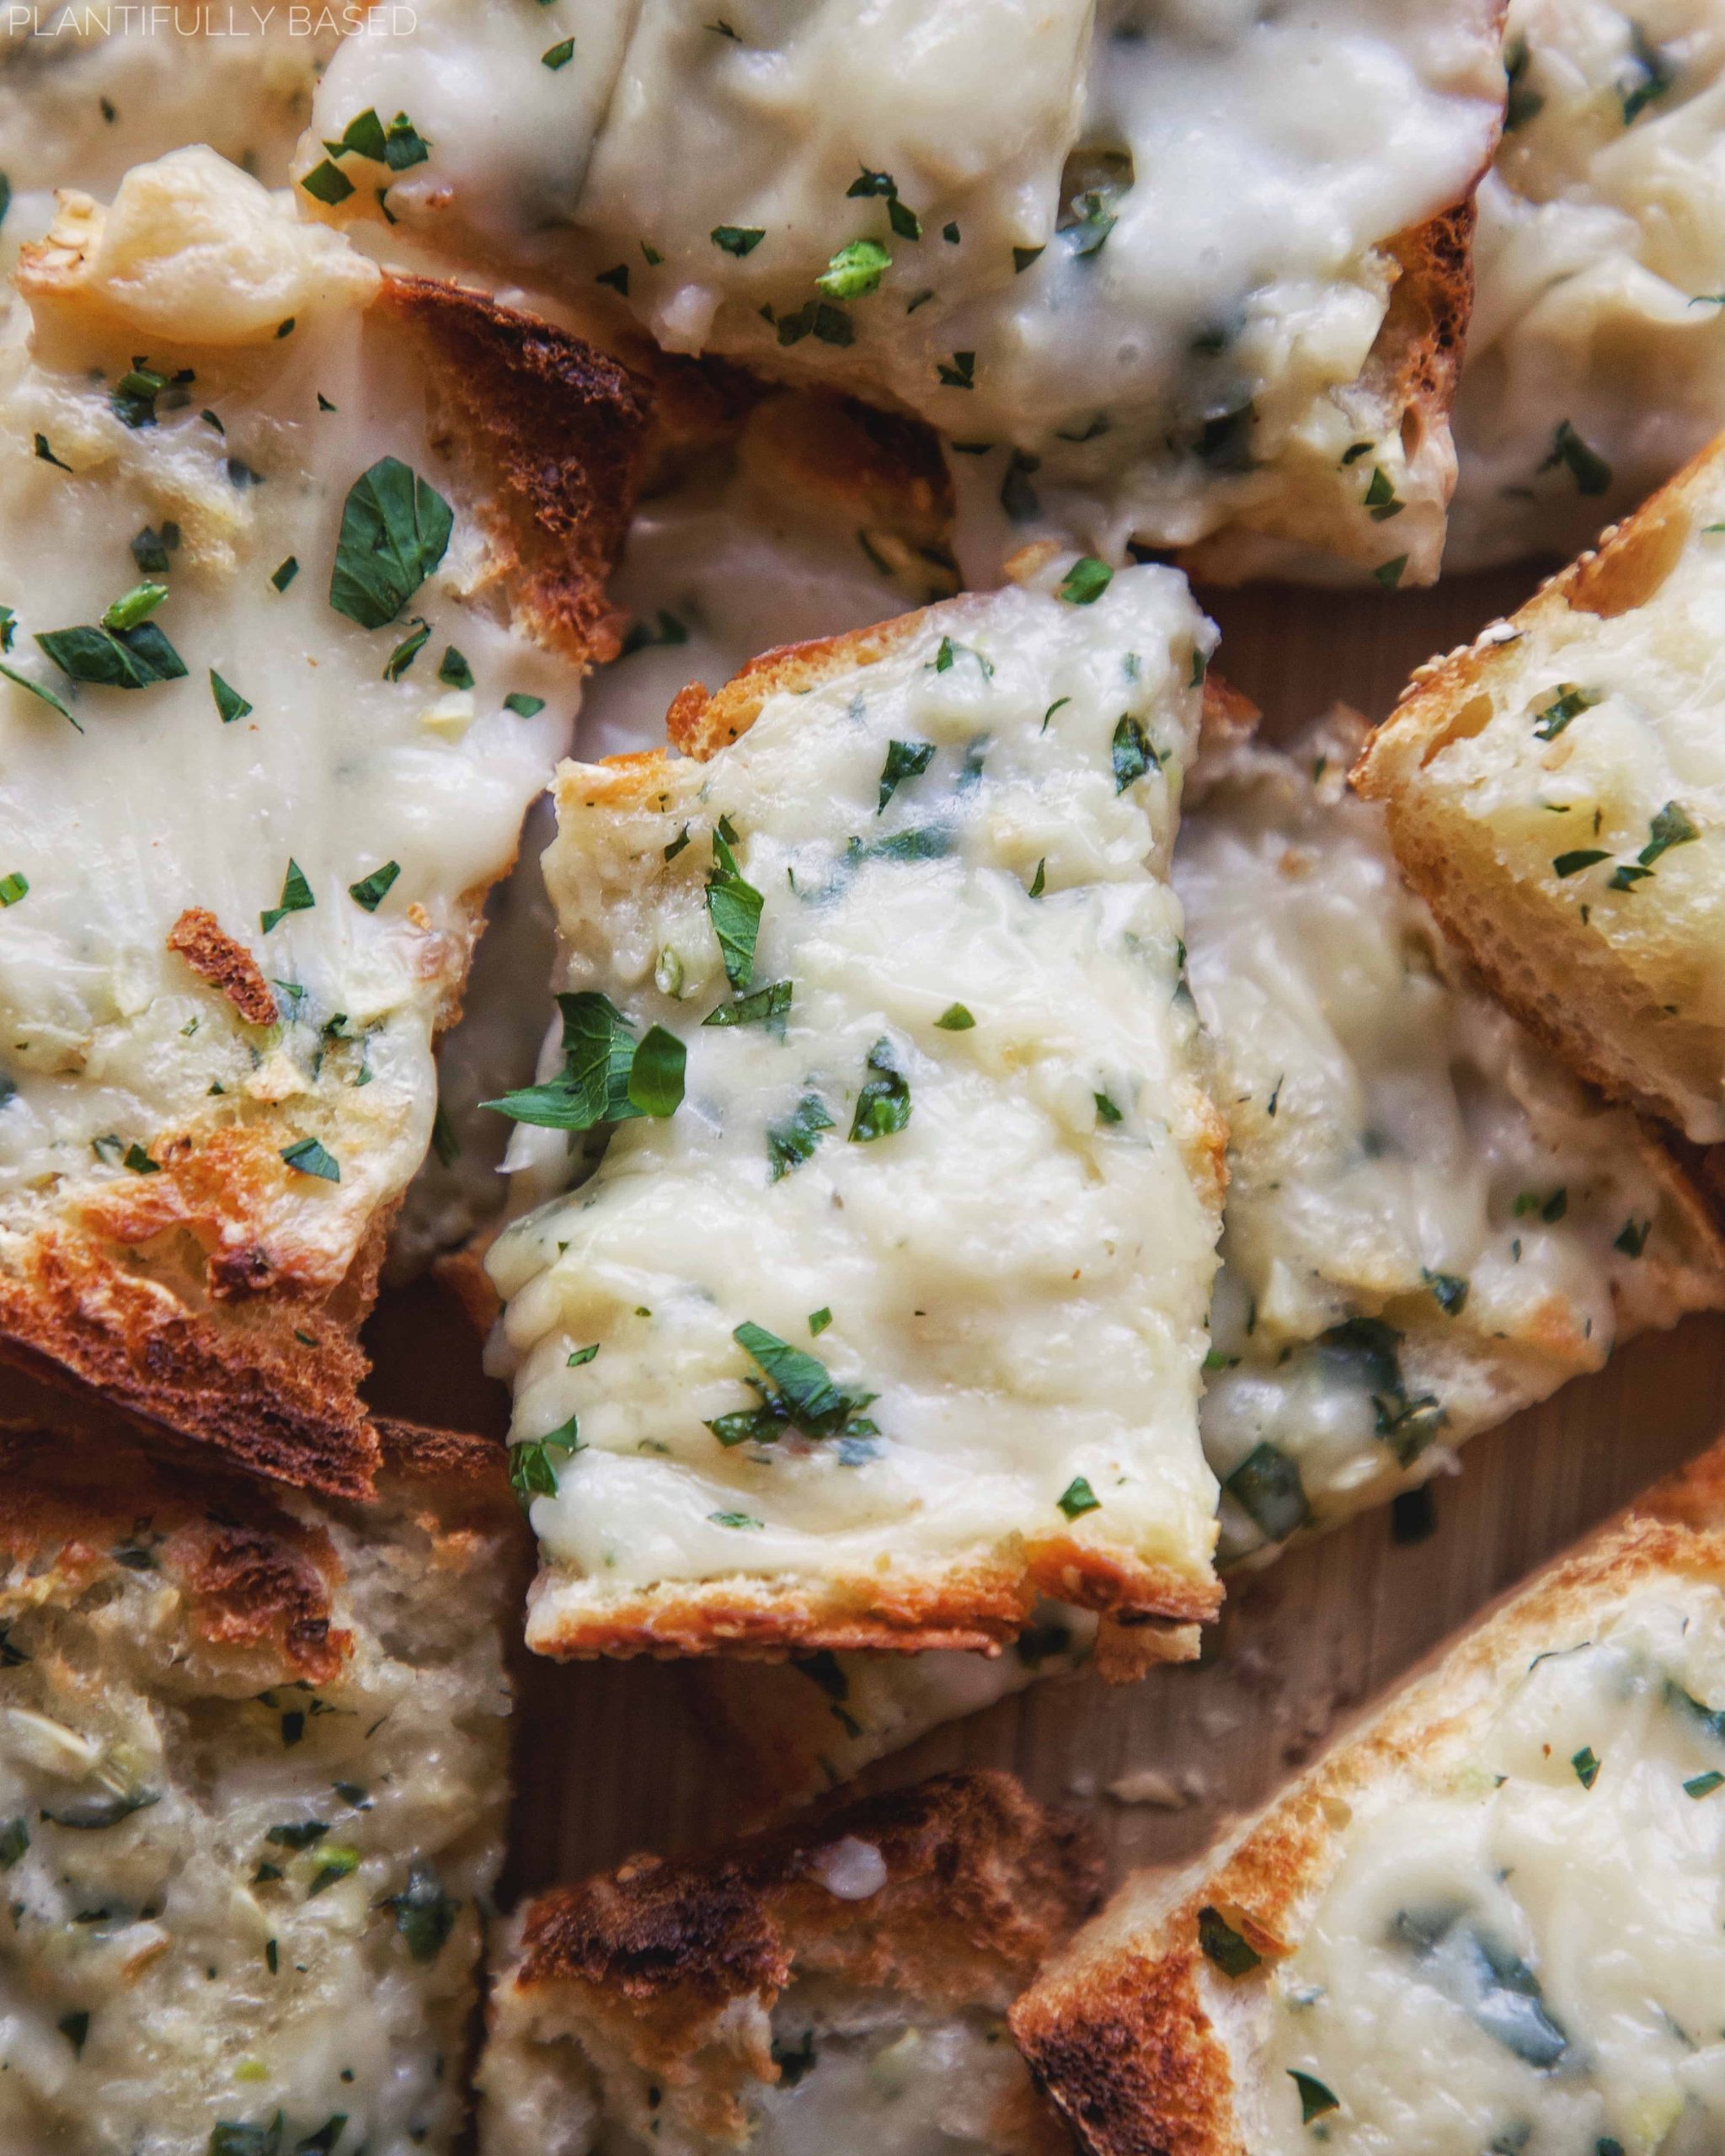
[383,617,430,680]
[1059,556,1113,606]
[261,859,314,933]
[942,220,960,243]
[387,1860,461,1962]
[937,350,976,389]
[1289,2071,1340,2125]
[209,670,253,724]
[1504,34,1543,129]
[878,737,936,810]
[504,691,546,717]
[846,165,921,239]
[280,1136,339,1182]
[328,456,454,629]
[1685,1770,1724,1799]
[1363,466,1403,521]
[931,635,991,677]
[436,643,473,690]
[1197,1906,1262,1977]
[1571,1746,1601,1789]
[1012,244,1044,274]
[567,1342,601,1367]
[1639,800,1699,865]
[509,1422,579,1509]
[1221,1443,1307,1542]
[430,1103,459,1166]
[34,433,71,471]
[1000,448,1041,520]
[595,263,630,295]
[1541,419,1612,497]
[40,1787,160,1829]
[768,299,853,347]
[1423,1269,1469,1316]
[706,826,764,990]
[711,224,765,256]
[706,1320,878,1447]
[101,581,167,633]
[1093,1091,1123,1124]
[1056,1475,1101,1519]
[766,1093,835,1181]
[0,872,26,906]
[808,1308,832,1337]
[0,1817,26,1868]
[1531,683,1597,739]
[1553,848,1610,878]
[264,1820,328,1849]
[1391,1909,1567,2067]
[37,613,186,691]
[301,159,356,205]
[270,558,299,593]
[935,1002,975,1030]
[702,978,792,1032]
[710,1510,763,1529]
[1373,554,1407,590]
[1614,1218,1650,1257]
[849,1035,911,1141]
[1111,713,1155,792]
[347,860,401,911]
[483,990,684,1129]
[542,35,575,67]
[818,237,890,300]
[1028,857,1047,899]
[1316,1315,1445,1465]
[123,1143,160,1174]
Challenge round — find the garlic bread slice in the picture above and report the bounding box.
[0,146,648,1492]
[485,560,1226,1658]
[1012,1438,1725,2156]
[478,1770,1094,2156]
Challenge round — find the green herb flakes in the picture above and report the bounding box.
[1056,1475,1101,1519]
[878,737,936,810]
[348,860,401,912]
[849,1036,911,1141]
[818,237,890,300]
[766,1093,836,1181]
[1059,556,1113,606]
[1111,713,1155,792]
[1197,1906,1262,1977]
[935,1002,975,1031]
[329,456,454,629]
[261,859,314,934]
[711,224,765,255]
[210,670,253,723]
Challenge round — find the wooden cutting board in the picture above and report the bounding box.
[362,563,1725,1912]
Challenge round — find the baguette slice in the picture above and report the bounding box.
[0,146,648,1494]
[696,707,1725,1807]
[478,1769,1097,2156]
[1449,0,1725,571]
[0,1408,520,2155]
[1355,433,1725,1143]
[483,558,1228,1659]
[1012,1438,1725,2156]
[299,0,1505,585]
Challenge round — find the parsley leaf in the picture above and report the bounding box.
[1112,714,1155,792]
[711,224,765,256]
[1541,419,1612,498]
[261,858,314,933]
[818,237,890,300]
[328,456,455,629]
[37,618,186,691]
[210,670,252,723]
[280,1136,339,1181]
[766,1092,834,1181]
[1531,683,1597,739]
[706,827,763,990]
[0,660,81,730]
[849,1036,911,1141]
[382,617,430,680]
[706,1321,879,1448]
[386,1860,459,1963]
[348,860,401,911]
[878,738,936,811]
[483,991,683,1129]
[1059,556,1113,606]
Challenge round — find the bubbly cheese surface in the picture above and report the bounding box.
[485,563,1223,1633]
[0,1468,512,2155]
[1260,1582,1725,2155]
[1451,0,1725,569]
[1180,720,1720,1560]
[0,149,575,1308]
[306,0,1503,576]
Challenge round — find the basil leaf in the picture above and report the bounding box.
[383,617,430,680]
[627,1025,686,1117]
[724,1321,877,1444]
[37,619,186,690]
[702,979,791,1032]
[1541,419,1611,498]
[328,456,454,629]
[1058,557,1112,606]
[483,993,680,1130]
[436,643,473,689]
[878,737,936,811]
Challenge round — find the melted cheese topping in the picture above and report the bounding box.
[485,563,1223,1633]
[305,0,1503,577]
[0,10,331,198]
[0,149,575,1307]
[1450,0,1725,570]
[394,390,946,1273]
[1181,720,1718,1560]
[0,1474,510,2154]
[1260,1582,1725,2155]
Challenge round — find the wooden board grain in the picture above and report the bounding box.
[360,563,1725,1915]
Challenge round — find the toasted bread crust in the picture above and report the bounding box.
[380,274,652,667]
[167,906,279,1027]
[1353,433,1725,1139]
[1012,1438,1725,2156]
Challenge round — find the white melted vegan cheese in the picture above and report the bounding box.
[0,148,574,1294]
[1260,1582,1725,2155]
[485,564,1223,1625]
[1178,724,1719,1560]
[1451,0,1725,569]
[307,0,1502,572]
[0,9,334,200]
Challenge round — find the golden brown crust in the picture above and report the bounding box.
[1012,1437,1725,2156]
[167,906,279,1027]
[379,274,653,667]
[1352,432,1725,1136]
[1365,200,1479,479]
[505,1769,1098,2146]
